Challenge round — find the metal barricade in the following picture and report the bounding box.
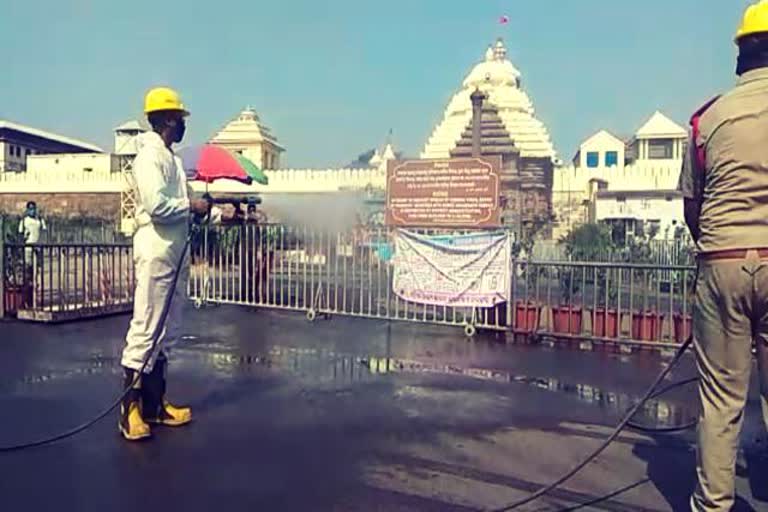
[510,260,696,348]
[0,222,697,347]
[3,243,134,321]
[189,224,511,334]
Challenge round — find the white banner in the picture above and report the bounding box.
[392,230,511,308]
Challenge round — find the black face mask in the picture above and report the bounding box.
[170,118,186,144]
[736,36,768,75]
[736,50,768,75]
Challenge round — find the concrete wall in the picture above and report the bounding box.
[554,162,681,194]
[0,170,123,193]
[0,158,685,237]
[192,168,385,194]
[0,166,384,224]
[0,166,385,195]
[27,153,118,176]
[0,192,120,220]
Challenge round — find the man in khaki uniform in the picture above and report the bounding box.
[680,2,768,510]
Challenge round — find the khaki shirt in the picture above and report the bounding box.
[679,67,768,253]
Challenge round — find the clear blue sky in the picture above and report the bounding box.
[0,0,750,167]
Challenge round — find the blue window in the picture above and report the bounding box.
[605,151,618,167]
[586,152,599,168]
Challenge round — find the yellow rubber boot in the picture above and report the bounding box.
[142,355,192,427]
[119,369,151,441]
[150,400,192,427]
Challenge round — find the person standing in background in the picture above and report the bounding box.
[18,201,46,306]
[18,200,46,248]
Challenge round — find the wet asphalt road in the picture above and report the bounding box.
[1,305,767,511]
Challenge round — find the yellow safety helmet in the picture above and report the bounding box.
[735,0,768,42]
[144,87,189,116]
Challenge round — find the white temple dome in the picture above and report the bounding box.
[211,106,280,146]
[463,42,521,89]
[422,38,556,161]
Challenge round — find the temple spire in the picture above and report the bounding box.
[493,38,507,61]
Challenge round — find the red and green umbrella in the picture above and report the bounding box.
[178,144,269,185]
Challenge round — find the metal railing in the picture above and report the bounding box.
[189,224,695,345]
[511,260,696,348]
[189,224,510,334]
[0,221,697,348]
[3,242,134,321]
[532,239,695,266]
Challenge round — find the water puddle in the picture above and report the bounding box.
[2,357,117,392]
[5,340,697,430]
[181,344,698,429]
[356,355,698,430]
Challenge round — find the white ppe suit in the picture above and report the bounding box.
[121,132,219,373]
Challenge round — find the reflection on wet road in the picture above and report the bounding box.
[3,335,698,432]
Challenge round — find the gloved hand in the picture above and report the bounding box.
[218,205,245,224]
[190,198,211,216]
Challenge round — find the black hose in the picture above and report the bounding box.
[488,334,694,512]
[544,377,700,511]
[550,377,700,511]
[0,235,192,452]
[551,478,651,512]
[626,377,699,433]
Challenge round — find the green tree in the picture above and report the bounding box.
[560,223,615,261]
[558,223,616,305]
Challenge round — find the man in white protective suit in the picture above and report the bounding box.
[119,86,225,441]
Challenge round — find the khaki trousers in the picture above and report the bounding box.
[691,250,768,511]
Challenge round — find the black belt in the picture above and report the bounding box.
[699,248,768,261]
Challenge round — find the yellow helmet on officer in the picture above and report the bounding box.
[736,0,768,42]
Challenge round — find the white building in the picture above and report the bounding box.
[210,107,284,169]
[628,111,687,163]
[553,111,687,239]
[593,189,684,241]
[114,120,147,156]
[552,161,684,240]
[573,130,626,170]
[0,119,102,173]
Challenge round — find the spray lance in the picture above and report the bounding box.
[194,192,262,223]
